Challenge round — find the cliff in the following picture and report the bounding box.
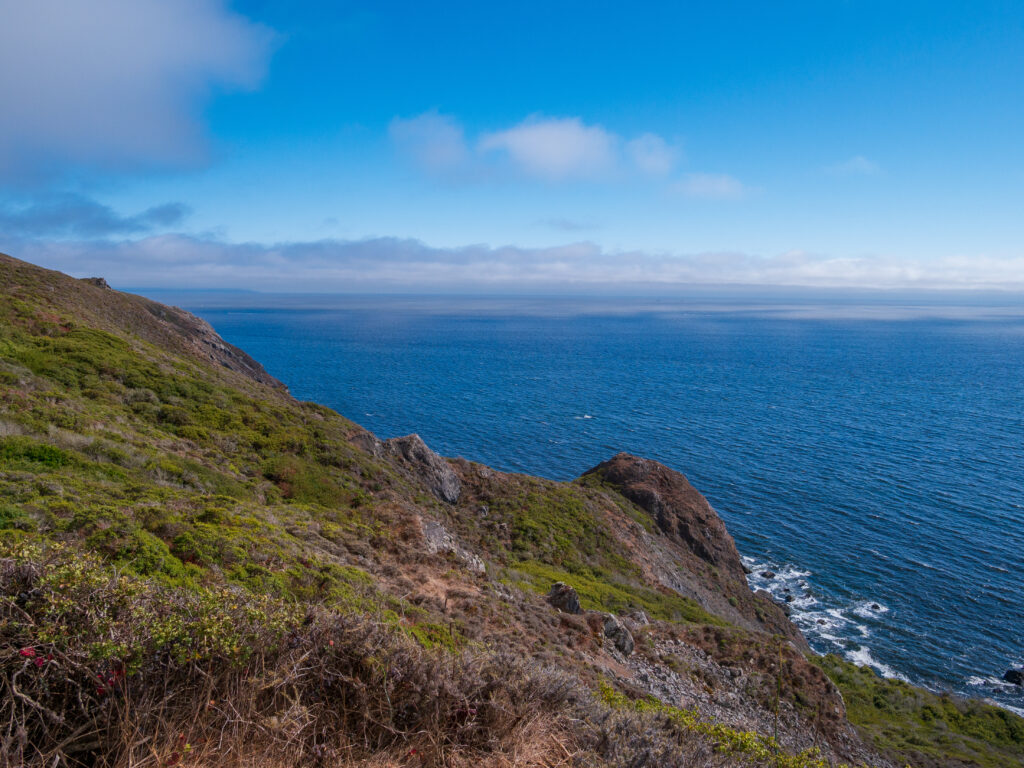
[1,251,1021,768]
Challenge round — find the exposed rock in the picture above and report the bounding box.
[603,613,635,655]
[761,570,776,579]
[584,453,746,581]
[80,276,111,289]
[581,453,807,650]
[546,582,581,614]
[622,637,884,768]
[1004,669,1024,686]
[366,433,461,503]
[420,518,485,573]
[387,434,461,503]
[626,609,650,626]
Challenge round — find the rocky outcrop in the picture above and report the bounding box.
[1004,669,1023,686]
[620,636,885,767]
[584,453,746,582]
[383,434,461,503]
[582,453,806,648]
[355,431,462,504]
[420,518,485,573]
[603,613,635,655]
[546,582,581,614]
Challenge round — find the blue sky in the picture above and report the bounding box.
[1,0,1023,291]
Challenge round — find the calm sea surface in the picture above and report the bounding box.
[158,293,1024,712]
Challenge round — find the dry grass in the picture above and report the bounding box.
[0,547,586,768]
[0,545,789,768]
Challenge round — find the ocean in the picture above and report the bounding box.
[154,292,1024,713]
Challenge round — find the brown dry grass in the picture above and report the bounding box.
[0,546,759,768]
[0,549,589,768]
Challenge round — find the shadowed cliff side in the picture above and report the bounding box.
[581,453,805,647]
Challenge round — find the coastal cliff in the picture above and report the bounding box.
[1,251,1021,768]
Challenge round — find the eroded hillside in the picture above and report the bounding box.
[1,252,1021,768]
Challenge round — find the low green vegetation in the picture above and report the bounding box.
[462,472,723,623]
[598,679,838,768]
[2,540,300,670]
[0,273,402,610]
[0,540,591,767]
[487,480,635,573]
[817,654,1024,768]
[405,620,465,652]
[509,559,724,624]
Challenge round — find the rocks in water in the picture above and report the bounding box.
[547,582,581,614]
[761,571,776,579]
[1003,669,1024,686]
[603,613,635,656]
[785,594,795,603]
[871,603,882,611]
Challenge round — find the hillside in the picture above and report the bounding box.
[1,252,1021,768]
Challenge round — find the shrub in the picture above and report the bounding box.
[0,436,73,469]
[816,654,1024,768]
[0,542,586,768]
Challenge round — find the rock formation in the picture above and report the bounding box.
[354,431,462,504]
[546,582,582,614]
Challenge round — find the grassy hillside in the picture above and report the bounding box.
[816,656,1024,768]
[1,253,1021,768]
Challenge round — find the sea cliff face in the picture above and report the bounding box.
[1,251,1021,768]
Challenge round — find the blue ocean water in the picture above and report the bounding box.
[163,293,1024,712]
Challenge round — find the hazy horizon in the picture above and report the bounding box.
[3,1,1024,291]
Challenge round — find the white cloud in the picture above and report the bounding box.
[7,234,1024,293]
[479,116,618,181]
[0,0,274,182]
[827,155,881,176]
[626,133,680,176]
[673,173,749,200]
[392,113,695,185]
[389,111,469,174]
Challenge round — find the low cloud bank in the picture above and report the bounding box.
[4,234,1022,293]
